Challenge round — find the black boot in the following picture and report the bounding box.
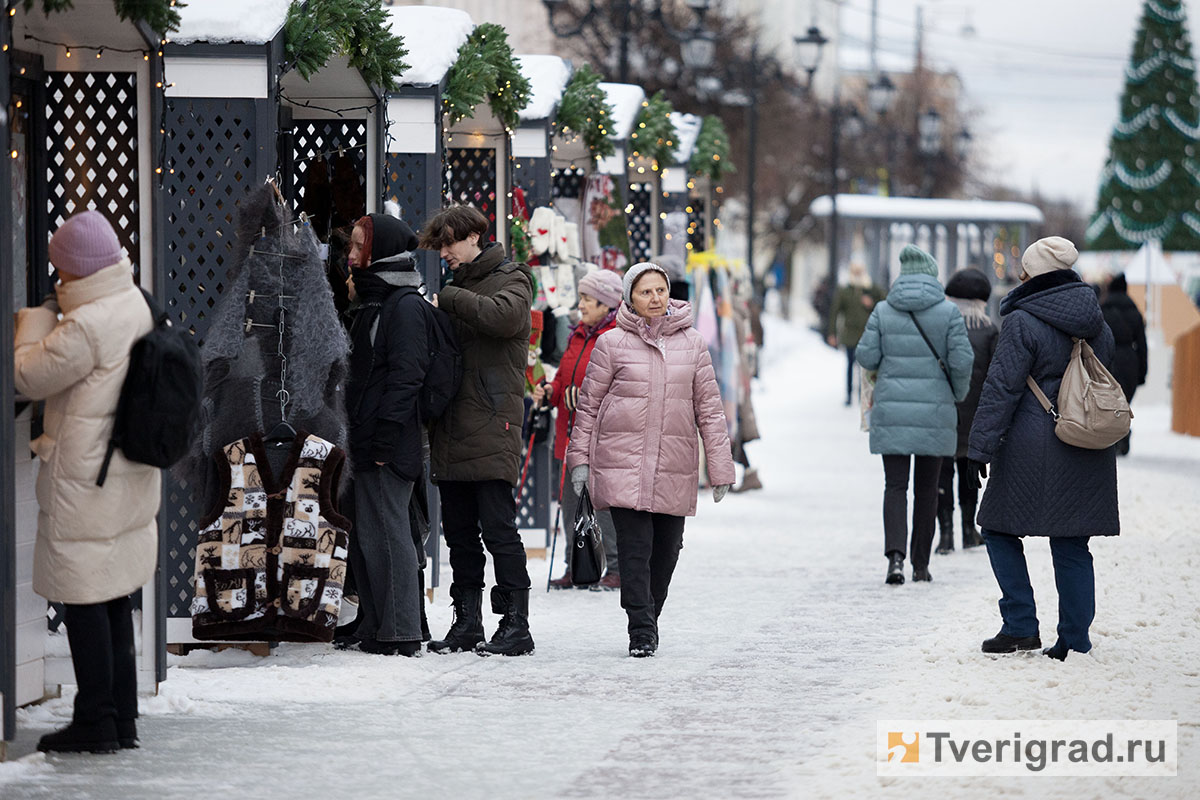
[885,553,905,585]
[935,508,955,554]
[117,719,139,750]
[961,506,984,548]
[476,587,535,657]
[981,631,1042,653]
[428,586,485,654]
[418,569,431,643]
[37,718,120,754]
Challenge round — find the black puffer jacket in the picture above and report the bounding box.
[945,269,999,457]
[429,243,534,486]
[1100,275,1148,401]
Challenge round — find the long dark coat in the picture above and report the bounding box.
[1100,287,1148,401]
[967,270,1119,538]
[954,316,999,457]
[429,243,534,486]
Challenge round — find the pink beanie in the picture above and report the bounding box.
[577,268,624,310]
[48,210,124,278]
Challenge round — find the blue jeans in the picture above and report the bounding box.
[982,530,1095,653]
[351,466,422,643]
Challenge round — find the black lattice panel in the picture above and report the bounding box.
[445,147,497,242]
[45,72,140,280]
[292,118,366,239]
[688,196,707,251]
[512,157,549,210]
[552,165,586,200]
[627,181,653,263]
[387,152,428,225]
[515,439,551,535]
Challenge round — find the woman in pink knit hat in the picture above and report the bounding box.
[14,210,160,753]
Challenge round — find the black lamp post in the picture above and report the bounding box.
[918,107,943,196]
[867,72,899,195]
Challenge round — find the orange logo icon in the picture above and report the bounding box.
[887,732,919,763]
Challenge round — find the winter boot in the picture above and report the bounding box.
[476,587,535,657]
[912,565,932,582]
[549,571,577,590]
[117,719,139,750]
[961,506,984,548]
[935,508,955,554]
[428,586,485,654]
[629,635,657,658]
[981,631,1042,654]
[885,553,905,585]
[732,468,763,493]
[37,718,120,754]
[360,639,422,657]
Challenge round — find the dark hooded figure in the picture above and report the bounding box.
[1100,273,1147,455]
[968,237,1118,662]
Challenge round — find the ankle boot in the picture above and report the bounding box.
[961,506,984,548]
[117,718,139,749]
[428,586,484,654]
[476,587,535,657]
[885,553,905,585]
[38,717,120,754]
[935,507,955,554]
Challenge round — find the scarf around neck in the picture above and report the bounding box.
[949,297,991,329]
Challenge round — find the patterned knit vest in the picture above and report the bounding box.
[191,432,350,642]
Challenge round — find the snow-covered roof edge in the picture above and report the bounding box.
[669,112,702,164]
[388,6,474,87]
[516,55,572,122]
[599,82,647,142]
[810,195,1044,225]
[173,0,290,45]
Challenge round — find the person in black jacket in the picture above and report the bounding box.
[342,214,432,656]
[1100,273,1147,455]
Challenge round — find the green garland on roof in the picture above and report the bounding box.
[555,63,615,159]
[630,90,678,168]
[689,114,735,182]
[284,0,409,92]
[443,22,531,130]
[23,0,183,33]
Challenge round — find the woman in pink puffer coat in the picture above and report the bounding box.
[566,262,735,657]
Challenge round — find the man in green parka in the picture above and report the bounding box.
[421,205,536,657]
[827,262,886,405]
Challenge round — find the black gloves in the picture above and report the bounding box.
[966,459,988,490]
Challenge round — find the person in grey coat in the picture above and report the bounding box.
[856,245,974,585]
[967,237,1118,661]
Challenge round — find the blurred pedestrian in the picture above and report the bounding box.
[968,237,1118,660]
[14,211,160,753]
[936,268,998,553]
[828,262,886,405]
[566,263,735,657]
[1099,273,1147,455]
[856,245,974,585]
[538,268,623,590]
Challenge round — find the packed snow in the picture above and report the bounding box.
[597,82,647,142]
[172,0,290,45]
[669,112,703,165]
[387,6,474,86]
[516,55,572,122]
[1,317,1197,798]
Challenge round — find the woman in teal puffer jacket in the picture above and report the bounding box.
[856,245,974,585]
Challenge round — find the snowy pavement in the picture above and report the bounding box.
[2,317,1198,798]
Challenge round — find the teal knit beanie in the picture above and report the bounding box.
[899,244,938,277]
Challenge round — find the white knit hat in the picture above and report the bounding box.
[1021,236,1078,278]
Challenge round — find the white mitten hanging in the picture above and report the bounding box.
[528,207,556,256]
[564,221,582,260]
[539,265,562,311]
[551,212,569,261]
[553,262,578,316]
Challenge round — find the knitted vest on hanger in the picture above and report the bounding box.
[190,431,350,643]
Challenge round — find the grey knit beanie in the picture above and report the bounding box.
[898,244,938,278]
[623,261,671,305]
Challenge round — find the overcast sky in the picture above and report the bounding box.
[837,0,1200,211]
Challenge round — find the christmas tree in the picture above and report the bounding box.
[1088,0,1200,251]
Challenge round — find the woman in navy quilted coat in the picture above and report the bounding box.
[967,237,1118,661]
[856,245,974,586]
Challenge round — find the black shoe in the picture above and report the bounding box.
[428,586,485,654]
[37,718,120,754]
[117,719,138,750]
[1042,642,1070,661]
[476,588,535,657]
[629,636,657,658]
[332,632,357,651]
[981,632,1042,654]
[912,565,932,582]
[359,638,422,656]
[961,507,984,548]
[885,553,905,585]
[935,508,955,554]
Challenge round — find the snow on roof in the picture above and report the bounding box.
[809,194,1044,224]
[388,6,474,87]
[516,55,571,121]
[598,82,646,142]
[669,112,702,164]
[173,0,290,45]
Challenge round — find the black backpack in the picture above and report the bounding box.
[420,302,462,421]
[96,289,203,486]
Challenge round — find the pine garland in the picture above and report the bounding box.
[443,22,531,130]
[556,64,615,159]
[510,217,532,264]
[629,90,678,168]
[284,0,409,92]
[689,114,734,181]
[23,0,183,33]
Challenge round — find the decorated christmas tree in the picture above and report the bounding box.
[1088,0,1200,250]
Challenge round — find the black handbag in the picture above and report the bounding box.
[571,487,607,585]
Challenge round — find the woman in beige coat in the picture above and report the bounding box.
[13,210,159,754]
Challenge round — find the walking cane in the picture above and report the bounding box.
[546,457,568,592]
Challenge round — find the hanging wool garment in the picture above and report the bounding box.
[191,431,350,642]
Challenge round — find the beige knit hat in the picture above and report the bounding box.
[1021,236,1078,278]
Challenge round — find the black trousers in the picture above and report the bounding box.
[845,345,858,402]
[610,508,685,641]
[882,455,943,569]
[937,456,978,515]
[439,479,531,593]
[64,595,137,726]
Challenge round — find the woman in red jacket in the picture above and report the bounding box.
[534,269,625,590]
